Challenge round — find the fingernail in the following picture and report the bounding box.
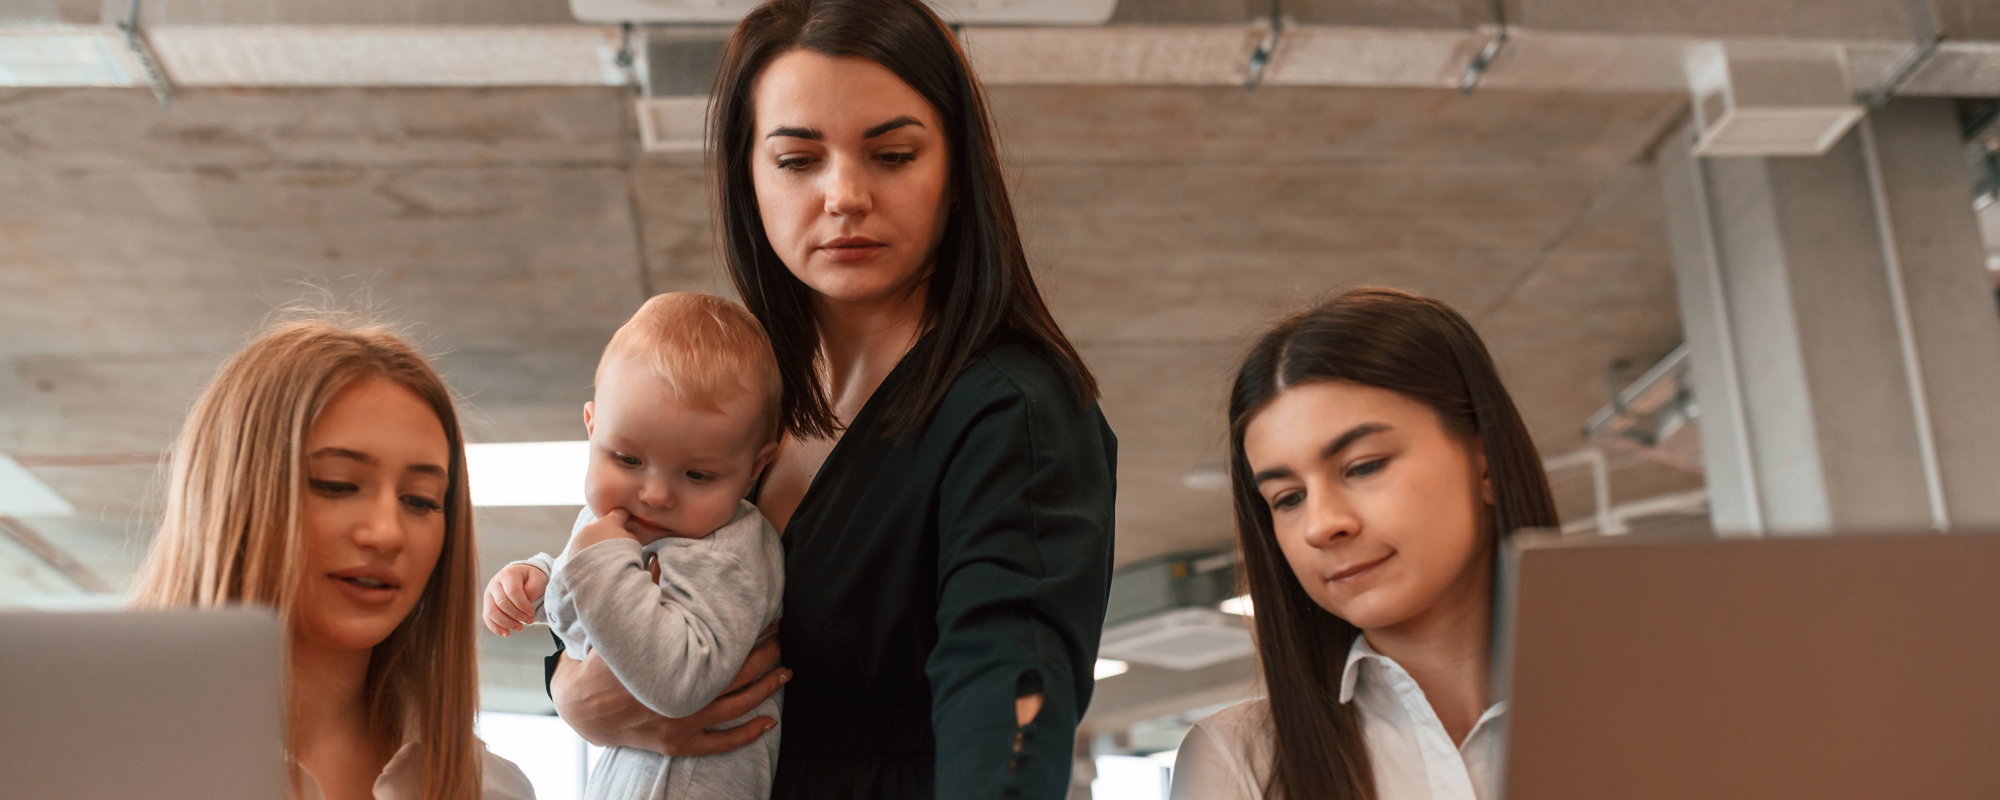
[779,670,792,684]
[763,720,777,732]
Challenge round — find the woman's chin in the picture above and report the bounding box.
[299,612,404,654]
[796,266,925,306]
[1318,591,1414,633]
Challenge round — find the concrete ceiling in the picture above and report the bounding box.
[1,81,1707,707]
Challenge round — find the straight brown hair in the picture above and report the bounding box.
[1226,287,1558,800]
[130,316,484,800]
[710,0,1096,439]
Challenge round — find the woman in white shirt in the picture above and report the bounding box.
[130,316,534,800]
[1170,288,1559,800]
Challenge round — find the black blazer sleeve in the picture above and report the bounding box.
[926,350,1117,799]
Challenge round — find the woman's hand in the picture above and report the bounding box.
[549,631,788,756]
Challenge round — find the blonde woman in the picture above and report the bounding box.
[131,317,533,800]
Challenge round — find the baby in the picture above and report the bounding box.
[482,292,784,800]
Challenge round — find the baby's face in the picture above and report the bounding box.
[582,360,777,542]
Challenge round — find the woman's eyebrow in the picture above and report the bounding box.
[1252,466,1293,485]
[310,447,445,477]
[1322,423,1392,461]
[766,125,822,140]
[310,447,374,465]
[863,115,922,139]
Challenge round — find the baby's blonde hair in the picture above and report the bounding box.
[600,292,782,441]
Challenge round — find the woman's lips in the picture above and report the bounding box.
[328,570,399,605]
[1329,553,1392,584]
[818,237,887,263]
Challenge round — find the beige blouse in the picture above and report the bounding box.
[298,736,535,800]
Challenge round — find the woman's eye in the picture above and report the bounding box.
[1270,492,1302,511]
[777,156,815,172]
[309,479,357,496]
[877,151,915,165]
[401,495,442,514]
[1348,458,1387,479]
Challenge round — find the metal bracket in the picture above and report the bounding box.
[1458,0,1509,94]
[117,0,174,108]
[1244,0,1283,93]
[1862,0,1944,108]
[615,22,643,94]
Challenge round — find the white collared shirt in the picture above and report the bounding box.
[1168,636,1507,800]
[298,736,535,800]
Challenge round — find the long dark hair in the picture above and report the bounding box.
[1226,287,1558,800]
[711,0,1096,438]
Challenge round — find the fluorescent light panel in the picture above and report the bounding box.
[466,441,589,507]
[1217,595,1253,616]
[1093,658,1129,680]
[0,455,75,517]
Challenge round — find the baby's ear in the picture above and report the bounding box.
[582,401,596,435]
[754,439,779,471]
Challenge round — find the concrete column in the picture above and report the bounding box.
[1657,99,2000,536]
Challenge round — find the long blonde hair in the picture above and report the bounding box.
[131,316,483,800]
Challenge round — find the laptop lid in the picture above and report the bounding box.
[0,608,285,799]
[1497,531,2000,800]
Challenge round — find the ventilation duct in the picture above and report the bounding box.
[634,31,722,153]
[1685,43,1866,157]
[1097,550,1251,671]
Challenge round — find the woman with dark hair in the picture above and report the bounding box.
[548,1,1117,798]
[1169,288,1558,800]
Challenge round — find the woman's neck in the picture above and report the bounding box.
[814,281,928,418]
[1361,552,1496,747]
[290,638,388,797]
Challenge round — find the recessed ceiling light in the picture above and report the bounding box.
[0,455,75,517]
[465,442,589,507]
[1181,466,1228,491]
[1093,658,1129,680]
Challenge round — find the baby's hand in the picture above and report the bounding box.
[568,508,642,556]
[483,563,549,637]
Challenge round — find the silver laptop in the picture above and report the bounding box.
[0,608,285,799]
[1497,531,2000,800]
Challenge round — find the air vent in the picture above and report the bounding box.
[1097,551,1250,671]
[1685,43,1864,157]
[634,34,724,153]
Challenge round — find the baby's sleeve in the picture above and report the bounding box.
[549,507,780,718]
[541,507,599,658]
[502,552,559,626]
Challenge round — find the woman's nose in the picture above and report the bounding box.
[1303,490,1360,548]
[823,156,872,218]
[353,490,407,555]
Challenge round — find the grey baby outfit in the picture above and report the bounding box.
[515,501,783,800]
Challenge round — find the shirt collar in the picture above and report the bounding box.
[1336,634,1513,731]
[1338,633,1378,704]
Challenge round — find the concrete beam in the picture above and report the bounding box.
[7,12,2000,94]
[1657,99,2000,535]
